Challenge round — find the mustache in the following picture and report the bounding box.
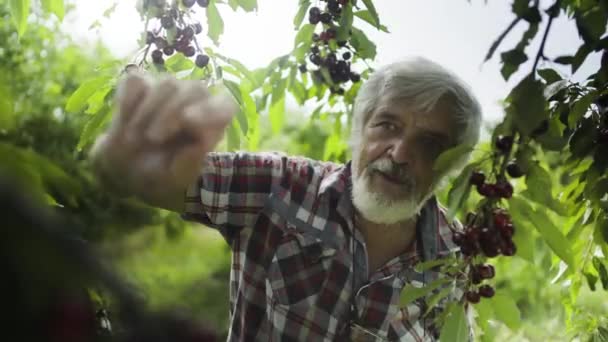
[367,158,414,185]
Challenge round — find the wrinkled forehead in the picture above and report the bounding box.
[365,95,458,138]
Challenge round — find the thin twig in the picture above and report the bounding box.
[532,0,560,74]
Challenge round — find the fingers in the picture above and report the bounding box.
[114,73,151,128]
[128,76,180,137]
[145,80,209,144]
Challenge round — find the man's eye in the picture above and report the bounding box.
[378,122,396,131]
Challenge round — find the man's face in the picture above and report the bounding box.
[351,97,455,224]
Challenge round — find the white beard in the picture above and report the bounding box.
[351,163,433,225]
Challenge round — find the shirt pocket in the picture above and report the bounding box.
[267,225,337,306]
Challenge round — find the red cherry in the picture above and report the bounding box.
[495,180,513,198]
[466,291,481,303]
[470,171,485,186]
[477,183,497,198]
[493,211,511,229]
[470,268,482,284]
[479,285,495,298]
[502,240,517,256]
[495,135,514,153]
[498,224,515,238]
[478,264,495,279]
[452,232,465,246]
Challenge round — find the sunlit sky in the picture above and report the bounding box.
[61,0,600,125]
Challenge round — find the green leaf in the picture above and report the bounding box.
[568,91,595,127]
[293,0,310,30]
[228,0,238,10]
[446,164,476,222]
[77,105,111,151]
[592,257,608,290]
[227,118,241,151]
[509,196,575,267]
[572,43,592,74]
[269,92,285,134]
[222,80,247,135]
[488,294,521,330]
[500,49,528,81]
[350,27,376,60]
[336,3,353,42]
[538,68,563,84]
[9,0,31,37]
[433,143,473,174]
[206,0,224,45]
[65,76,113,113]
[237,0,257,12]
[522,162,567,215]
[293,24,315,61]
[41,0,64,20]
[575,6,607,44]
[506,75,548,136]
[354,10,389,32]
[424,287,453,316]
[439,303,469,342]
[400,277,451,306]
[166,53,195,72]
[414,257,456,273]
[509,214,535,262]
[361,0,380,28]
[584,272,598,291]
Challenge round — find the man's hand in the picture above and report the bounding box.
[90,73,235,212]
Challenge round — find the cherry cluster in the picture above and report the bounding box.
[452,209,516,303]
[452,133,526,304]
[143,0,210,68]
[299,0,361,95]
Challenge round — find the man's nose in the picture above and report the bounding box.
[388,138,411,165]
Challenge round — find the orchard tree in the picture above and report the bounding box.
[1,0,608,341]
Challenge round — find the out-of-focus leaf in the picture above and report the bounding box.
[269,94,285,134]
[336,3,353,42]
[446,164,476,222]
[350,27,376,60]
[572,43,592,74]
[439,303,469,342]
[293,0,310,30]
[354,10,389,32]
[500,49,528,80]
[488,294,521,330]
[538,68,563,85]
[9,0,30,37]
[166,53,195,72]
[237,0,257,12]
[361,0,380,28]
[77,105,111,151]
[223,79,247,135]
[206,0,224,45]
[592,256,608,290]
[293,24,315,61]
[584,272,598,291]
[41,0,64,20]
[65,76,113,113]
[522,162,567,214]
[510,196,575,267]
[433,143,473,174]
[506,75,548,136]
[227,119,240,151]
[568,91,596,127]
[400,277,451,307]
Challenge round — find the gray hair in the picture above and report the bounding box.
[350,57,482,174]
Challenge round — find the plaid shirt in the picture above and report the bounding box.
[182,152,467,341]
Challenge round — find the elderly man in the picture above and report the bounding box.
[92,56,481,341]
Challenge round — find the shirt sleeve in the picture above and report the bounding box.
[180,151,338,242]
